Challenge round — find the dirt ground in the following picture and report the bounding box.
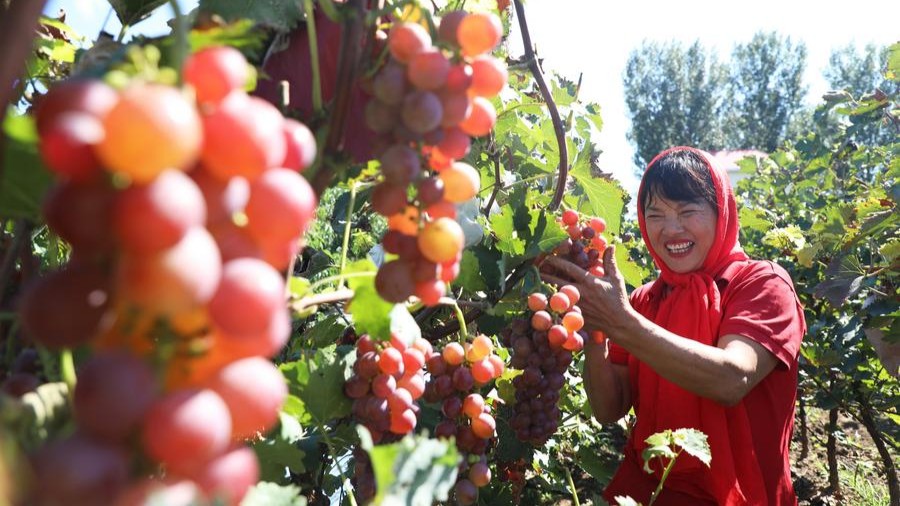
[790,406,893,506]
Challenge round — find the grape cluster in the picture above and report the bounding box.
[423,335,504,505]
[369,12,507,306]
[541,209,610,344]
[20,46,314,505]
[344,334,431,443]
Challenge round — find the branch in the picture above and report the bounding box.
[291,288,355,313]
[512,0,567,211]
[481,134,502,216]
[312,0,367,197]
[423,259,534,341]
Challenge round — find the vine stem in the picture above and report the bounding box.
[292,288,354,313]
[168,0,187,84]
[482,135,503,216]
[307,271,374,293]
[60,349,76,396]
[338,182,359,290]
[564,465,581,506]
[512,0,568,211]
[302,0,323,112]
[451,302,468,344]
[648,451,681,506]
[315,421,357,506]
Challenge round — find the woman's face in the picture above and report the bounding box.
[643,194,717,273]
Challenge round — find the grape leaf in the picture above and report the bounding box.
[361,429,460,506]
[106,0,169,27]
[455,250,488,292]
[345,259,394,341]
[0,112,52,220]
[569,154,625,236]
[490,203,526,256]
[672,428,711,466]
[197,0,304,32]
[242,482,307,506]
[252,412,307,481]
[279,345,353,425]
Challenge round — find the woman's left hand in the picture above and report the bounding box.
[540,245,633,334]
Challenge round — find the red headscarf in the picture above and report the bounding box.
[629,146,766,504]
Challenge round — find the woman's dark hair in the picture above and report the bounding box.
[638,149,718,213]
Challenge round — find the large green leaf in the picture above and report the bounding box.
[569,154,625,236]
[197,0,304,32]
[106,0,169,27]
[362,430,460,506]
[252,412,307,482]
[345,259,394,341]
[242,482,307,506]
[0,111,52,220]
[279,345,353,425]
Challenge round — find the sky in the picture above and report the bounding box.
[44,0,900,200]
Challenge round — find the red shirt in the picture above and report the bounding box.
[604,260,805,505]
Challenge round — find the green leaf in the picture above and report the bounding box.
[241,482,307,506]
[455,250,488,292]
[738,207,772,232]
[197,0,304,32]
[297,313,345,349]
[672,428,711,467]
[186,19,267,57]
[523,210,568,258]
[0,110,52,220]
[490,203,526,256]
[615,243,649,289]
[576,445,618,484]
[345,259,394,341]
[569,155,625,236]
[106,0,169,27]
[252,412,307,481]
[641,430,677,473]
[279,346,353,425]
[362,429,460,506]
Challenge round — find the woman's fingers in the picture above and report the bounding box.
[602,245,617,278]
[539,272,572,287]
[541,255,589,281]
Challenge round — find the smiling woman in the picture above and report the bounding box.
[541,146,808,505]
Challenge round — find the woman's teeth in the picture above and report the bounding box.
[666,242,693,254]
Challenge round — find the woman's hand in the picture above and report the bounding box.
[539,245,633,336]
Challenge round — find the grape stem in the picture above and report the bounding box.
[481,135,503,216]
[292,287,355,312]
[338,182,359,290]
[450,301,468,343]
[424,260,533,340]
[167,0,187,84]
[564,465,581,506]
[512,0,568,212]
[302,0,323,113]
[60,348,77,398]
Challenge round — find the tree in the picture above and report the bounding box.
[723,31,808,152]
[623,40,729,170]
[822,43,899,147]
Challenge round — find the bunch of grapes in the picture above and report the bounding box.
[19,45,315,505]
[550,209,609,276]
[369,11,507,306]
[422,335,504,505]
[343,334,432,443]
[501,285,583,445]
